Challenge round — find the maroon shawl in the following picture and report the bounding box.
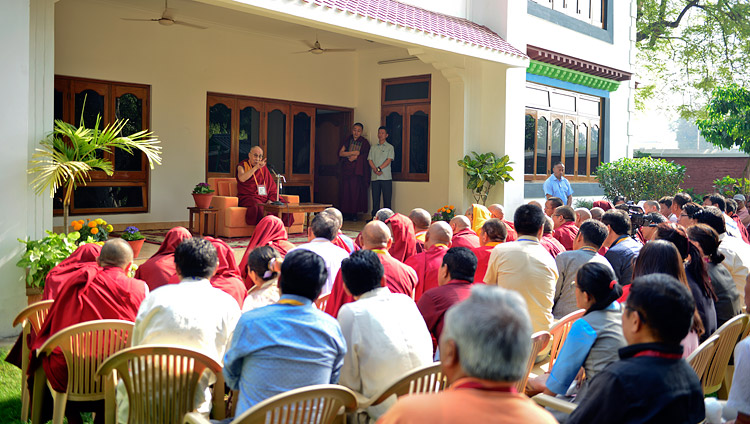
[43,243,102,300]
[385,213,417,263]
[135,227,192,291]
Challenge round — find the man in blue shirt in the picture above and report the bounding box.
[223,249,347,416]
[601,209,642,286]
[543,162,573,206]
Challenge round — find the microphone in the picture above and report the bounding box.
[267,164,278,176]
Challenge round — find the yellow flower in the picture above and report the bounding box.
[106,225,113,232]
[88,221,97,228]
[90,227,99,234]
[96,218,104,225]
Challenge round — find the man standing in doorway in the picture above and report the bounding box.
[543,162,573,206]
[338,123,371,222]
[369,126,395,219]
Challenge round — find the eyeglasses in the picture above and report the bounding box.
[680,213,688,217]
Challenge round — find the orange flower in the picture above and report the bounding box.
[71,223,82,231]
[90,227,99,234]
[88,221,97,228]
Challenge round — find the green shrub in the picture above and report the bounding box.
[596,157,686,202]
[573,199,594,210]
[712,175,749,197]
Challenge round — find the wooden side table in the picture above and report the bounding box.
[187,207,218,237]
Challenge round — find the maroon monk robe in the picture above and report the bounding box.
[236,160,292,226]
[238,215,295,289]
[503,220,518,242]
[553,221,579,251]
[338,135,371,215]
[472,243,501,284]
[31,266,147,392]
[324,250,418,318]
[205,237,247,308]
[541,233,565,258]
[385,213,417,263]
[43,243,101,300]
[451,228,481,249]
[135,226,192,291]
[731,214,750,244]
[332,232,357,254]
[417,279,473,350]
[404,244,449,302]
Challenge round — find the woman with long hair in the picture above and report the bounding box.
[632,240,705,356]
[656,223,717,341]
[688,224,742,327]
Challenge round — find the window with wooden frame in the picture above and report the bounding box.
[206,93,318,200]
[524,82,602,182]
[53,76,151,215]
[381,75,431,182]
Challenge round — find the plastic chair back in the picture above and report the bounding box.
[315,294,330,311]
[13,299,54,422]
[703,314,748,394]
[98,344,222,424]
[516,331,551,393]
[548,309,585,371]
[687,334,719,391]
[368,362,446,407]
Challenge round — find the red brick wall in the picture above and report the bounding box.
[654,156,748,194]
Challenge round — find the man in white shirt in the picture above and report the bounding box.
[119,237,241,422]
[697,206,750,303]
[337,249,433,420]
[484,204,559,334]
[289,213,349,295]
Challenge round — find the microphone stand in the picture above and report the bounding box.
[271,172,285,206]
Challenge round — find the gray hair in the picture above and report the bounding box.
[310,213,338,241]
[375,208,394,221]
[442,285,532,382]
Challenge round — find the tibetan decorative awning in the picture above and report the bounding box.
[527,45,632,81]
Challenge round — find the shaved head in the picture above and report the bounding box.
[409,208,432,230]
[362,221,392,250]
[250,145,263,155]
[574,208,591,227]
[98,238,133,269]
[488,204,505,220]
[590,207,605,221]
[450,215,471,231]
[528,200,543,210]
[426,221,453,248]
[323,207,343,230]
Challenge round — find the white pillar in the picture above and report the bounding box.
[0,0,54,337]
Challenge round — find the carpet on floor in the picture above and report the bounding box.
[140,229,360,249]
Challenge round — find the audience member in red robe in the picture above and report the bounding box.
[204,237,246,308]
[325,221,418,318]
[338,123,371,221]
[540,216,565,258]
[43,243,101,300]
[238,215,295,288]
[593,200,614,211]
[409,208,432,253]
[384,213,417,263]
[472,218,507,283]
[417,247,476,350]
[552,206,579,251]
[488,204,518,242]
[405,221,452,302]
[30,239,147,399]
[449,216,481,249]
[236,146,292,226]
[135,226,192,291]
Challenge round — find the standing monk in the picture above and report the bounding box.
[237,146,292,226]
[338,123,371,222]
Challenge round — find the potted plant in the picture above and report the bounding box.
[28,108,162,230]
[120,226,146,258]
[457,152,514,205]
[432,205,456,223]
[71,218,112,244]
[192,182,215,209]
[16,231,81,303]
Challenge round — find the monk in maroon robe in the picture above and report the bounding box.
[552,206,579,251]
[31,239,147,395]
[541,215,565,258]
[384,213,417,262]
[237,146,292,226]
[338,123,371,221]
[325,221,418,317]
[238,215,295,289]
[472,218,507,283]
[404,222,451,302]
[449,216,480,249]
[43,243,101,300]
[204,237,246,308]
[135,226,192,291]
[488,204,518,242]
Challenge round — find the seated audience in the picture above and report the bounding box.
[734,193,750,227]
[567,274,705,424]
[449,215,480,249]
[465,204,491,235]
[697,206,750,303]
[323,207,357,254]
[642,200,659,214]
[485,204,558,334]
[705,194,745,240]
[553,219,613,319]
[592,200,614,212]
[380,285,557,424]
[574,207,592,228]
[726,198,750,243]
[122,237,241,422]
[545,197,564,217]
[531,263,625,406]
[135,226,192,291]
[472,218,507,283]
[552,206,579,250]
[288,213,349,295]
[238,216,295,290]
[679,202,703,228]
[540,216,565,258]
[725,279,750,424]
[338,250,433,419]
[405,221,452,301]
[488,203,517,241]
[326,221,418,317]
[637,212,666,243]
[242,246,282,312]
[223,249,346,415]
[43,243,101,300]
[687,224,742,328]
[590,207,605,221]
[417,247,477,350]
[602,209,641,286]
[658,196,674,220]
[384,213,417,262]
[671,192,693,223]
[408,208,432,251]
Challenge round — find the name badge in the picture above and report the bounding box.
[257,184,267,196]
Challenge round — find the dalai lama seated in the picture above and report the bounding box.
[237,146,292,226]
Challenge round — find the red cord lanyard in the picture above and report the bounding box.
[453,381,517,393]
[632,350,682,360]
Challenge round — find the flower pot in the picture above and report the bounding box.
[192,193,214,209]
[125,238,145,258]
[26,286,43,305]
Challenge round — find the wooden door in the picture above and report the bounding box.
[263,102,290,176]
[315,110,351,205]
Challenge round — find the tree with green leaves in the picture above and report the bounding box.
[696,84,750,194]
[457,152,513,205]
[636,0,750,117]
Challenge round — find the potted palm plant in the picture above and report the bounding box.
[28,111,162,229]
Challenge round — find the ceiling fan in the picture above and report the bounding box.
[121,0,206,30]
[294,38,355,55]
